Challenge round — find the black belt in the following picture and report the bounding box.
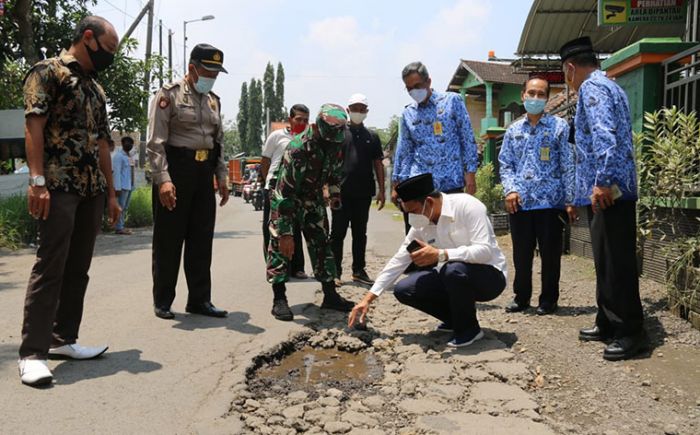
[165,145,213,162]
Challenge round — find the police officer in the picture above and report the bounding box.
[560,37,646,360]
[147,43,230,320]
[499,77,575,316]
[266,104,355,321]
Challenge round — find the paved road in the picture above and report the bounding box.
[0,196,403,434]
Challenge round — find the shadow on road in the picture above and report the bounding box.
[52,349,162,384]
[214,230,259,240]
[0,343,19,372]
[171,311,265,335]
[92,231,153,257]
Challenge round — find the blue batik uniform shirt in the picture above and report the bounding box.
[499,114,574,210]
[393,90,478,191]
[574,70,637,206]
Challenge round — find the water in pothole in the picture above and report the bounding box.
[248,346,383,398]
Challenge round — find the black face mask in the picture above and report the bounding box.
[85,36,115,72]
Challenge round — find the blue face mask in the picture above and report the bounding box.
[409,88,429,104]
[193,69,216,94]
[524,98,546,115]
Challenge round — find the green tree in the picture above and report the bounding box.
[262,61,275,126]
[0,1,163,132]
[245,78,263,154]
[221,117,241,159]
[376,115,399,152]
[0,0,96,66]
[101,38,165,133]
[274,62,285,120]
[0,58,29,110]
[237,81,249,152]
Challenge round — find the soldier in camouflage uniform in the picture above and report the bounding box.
[267,104,355,321]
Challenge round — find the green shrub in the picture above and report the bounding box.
[474,162,504,214]
[0,194,38,249]
[125,186,153,228]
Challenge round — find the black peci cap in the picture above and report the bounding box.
[559,36,594,63]
[190,43,227,73]
[396,174,438,202]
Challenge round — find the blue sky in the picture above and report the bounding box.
[92,0,533,129]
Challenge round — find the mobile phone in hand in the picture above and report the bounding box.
[406,240,422,253]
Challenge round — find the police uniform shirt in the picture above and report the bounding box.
[147,77,228,185]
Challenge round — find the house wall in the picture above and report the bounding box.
[465,95,499,137]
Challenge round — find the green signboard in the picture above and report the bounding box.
[598,0,687,26]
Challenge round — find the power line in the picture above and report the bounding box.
[102,0,136,19]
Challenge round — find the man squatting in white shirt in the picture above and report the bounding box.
[348,173,508,347]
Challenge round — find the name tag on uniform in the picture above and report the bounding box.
[540,147,550,161]
[433,121,443,136]
[195,149,209,161]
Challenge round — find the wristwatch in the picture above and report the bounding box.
[438,249,448,262]
[29,175,46,187]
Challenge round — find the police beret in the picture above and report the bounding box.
[396,174,437,202]
[190,43,227,73]
[560,36,594,63]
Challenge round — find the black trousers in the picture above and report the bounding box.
[587,200,644,337]
[20,192,104,359]
[152,149,216,308]
[509,208,565,307]
[330,196,371,276]
[262,188,305,273]
[394,262,505,334]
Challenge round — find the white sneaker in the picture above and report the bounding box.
[49,343,108,360]
[18,359,53,386]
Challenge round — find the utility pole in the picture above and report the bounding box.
[139,0,155,168]
[158,19,163,88]
[168,29,173,82]
[119,0,155,168]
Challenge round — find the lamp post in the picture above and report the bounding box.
[183,15,215,74]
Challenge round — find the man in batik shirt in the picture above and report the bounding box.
[393,61,478,234]
[19,16,121,386]
[499,77,575,316]
[560,36,646,361]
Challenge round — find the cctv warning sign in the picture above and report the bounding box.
[598,0,687,26]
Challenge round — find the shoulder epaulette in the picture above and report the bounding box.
[163,81,179,90]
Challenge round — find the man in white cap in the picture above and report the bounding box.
[330,93,385,287]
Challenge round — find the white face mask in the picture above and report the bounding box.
[349,112,367,124]
[407,200,433,228]
[409,88,428,104]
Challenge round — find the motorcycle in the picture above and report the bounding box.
[251,181,264,211]
[242,182,253,203]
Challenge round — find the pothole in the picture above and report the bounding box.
[246,331,384,400]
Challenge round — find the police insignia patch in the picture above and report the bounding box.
[159,96,170,109]
[209,98,217,111]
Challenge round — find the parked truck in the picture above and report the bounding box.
[229,156,262,196]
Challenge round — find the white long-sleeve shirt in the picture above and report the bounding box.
[370,193,507,297]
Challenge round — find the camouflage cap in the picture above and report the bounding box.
[316,103,348,143]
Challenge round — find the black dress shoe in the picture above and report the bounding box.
[536,304,558,316]
[185,302,228,318]
[154,306,175,319]
[505,300,530,313]
[271,299,294,321]
[578,325,612,342]
[603,331,648,361]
